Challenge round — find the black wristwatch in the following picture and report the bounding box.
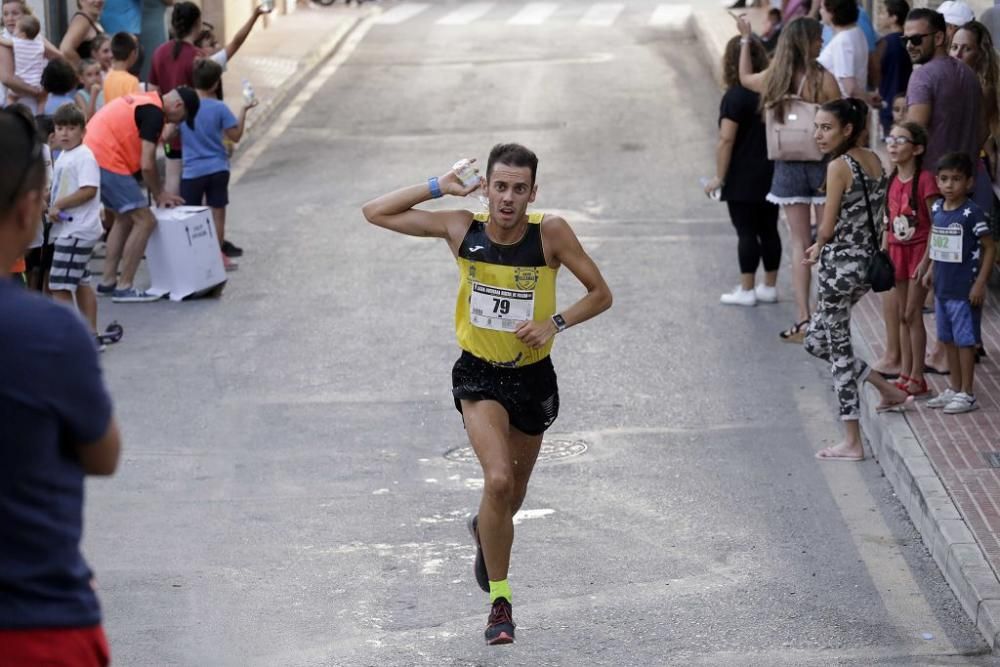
[551,313,567,333]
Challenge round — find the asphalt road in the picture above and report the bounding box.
[88,3,1000,665]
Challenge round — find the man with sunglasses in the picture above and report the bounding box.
[903,8,983,170]
[0,110,122,665]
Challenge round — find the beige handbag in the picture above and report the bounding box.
[765,74,823,162]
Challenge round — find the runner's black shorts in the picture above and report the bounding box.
[452,351,559,436]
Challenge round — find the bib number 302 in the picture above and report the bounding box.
[470,282,534,331]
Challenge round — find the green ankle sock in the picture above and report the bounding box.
[489,579,512,603]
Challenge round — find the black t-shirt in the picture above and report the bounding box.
[719,85,774,203]
[134,104,165,144]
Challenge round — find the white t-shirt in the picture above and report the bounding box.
[49,144,103,243]
[818,26,869,97]
[210,49,228,71]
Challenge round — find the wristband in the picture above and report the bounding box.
[551,313,567,333]
[428,176,443,199]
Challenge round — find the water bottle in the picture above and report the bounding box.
[260,0,274,11]
[453,158,488,210]
[699,176,721,201]
[242,79,256,106]
[452,159,480,188]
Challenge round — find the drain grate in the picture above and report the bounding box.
[444,438,589,464]
[982,452,1000,468]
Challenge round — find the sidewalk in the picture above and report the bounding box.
[694,5,1000,651]
[216,3,372,152]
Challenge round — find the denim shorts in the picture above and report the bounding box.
[767,159,828,206]
[99,168,147,214]
[936,298,981,348]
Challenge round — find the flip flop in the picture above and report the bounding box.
[876,394,916,413]
[815,447,864,462]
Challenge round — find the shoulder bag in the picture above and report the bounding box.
[764,73,824,162]
[850,155,895,293]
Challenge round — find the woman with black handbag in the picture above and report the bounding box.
[803,98,912,462]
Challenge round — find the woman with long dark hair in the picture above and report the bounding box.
[149,1,202,195]
[707,35,782,306]
[737,16,841,341]
[804,98,912,462]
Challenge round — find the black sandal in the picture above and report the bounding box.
[779,319,809,343]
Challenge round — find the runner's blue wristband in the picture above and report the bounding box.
[428,177,443,199]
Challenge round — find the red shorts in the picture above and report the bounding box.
[888,241,926,282]
[0,625,109,666]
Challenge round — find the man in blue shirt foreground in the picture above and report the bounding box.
[0,109,122,665]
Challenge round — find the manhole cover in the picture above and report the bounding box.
[444,439,588,464]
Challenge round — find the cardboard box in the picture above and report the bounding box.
[146,206,227,301]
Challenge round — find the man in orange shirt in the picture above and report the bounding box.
[85,88,197,302]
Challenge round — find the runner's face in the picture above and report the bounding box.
[949,29,979,68]
[935,169,972,203]
[812,109,849,155]
[486,163,536,229]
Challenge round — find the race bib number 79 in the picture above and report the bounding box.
[470,282,535,331]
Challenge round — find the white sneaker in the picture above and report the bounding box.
[943,392,979,414]
[720,286,756,306]
[926,388,957,409]
[754,284,778,303]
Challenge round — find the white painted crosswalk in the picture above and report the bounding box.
[375,3,694,29]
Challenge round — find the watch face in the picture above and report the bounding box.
[553,314,566,330]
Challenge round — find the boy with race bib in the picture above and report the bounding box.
[923,152,995,414]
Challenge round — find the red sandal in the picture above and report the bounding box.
[904,376,930,398]
[894,374,912,391]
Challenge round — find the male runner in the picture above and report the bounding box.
[362,143,612,645]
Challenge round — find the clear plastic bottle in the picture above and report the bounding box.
[260,0,274,12]
[452,159,480,188]
[699,176,721,202]
[242,79,256,106]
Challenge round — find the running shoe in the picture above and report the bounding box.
[719,286,756,307]
[468,515,489,593]
[754,284,778,303]
[926,388,957,409]
[221,240,244,258]
[943,392,978,414]
[111,287,162,303]
[96,281,117,297]
[485,598,515,645]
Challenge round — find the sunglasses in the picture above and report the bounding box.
[884,136,915,146]
[1,109,44,207]
[902,32,935,47]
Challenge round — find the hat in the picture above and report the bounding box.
[938,1,975,27]
[174,86,200,129]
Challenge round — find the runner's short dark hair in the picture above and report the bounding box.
[53,103,86,128]
[487,143,538,185]
[823,0,859,26]
[936,152,974,178]
[111,31,137,61]
[906,7,946,33]
[192,58,223,91]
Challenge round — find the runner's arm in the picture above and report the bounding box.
[362,166,481,240]
[516,217,612,348]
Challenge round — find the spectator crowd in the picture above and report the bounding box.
[2,0,270,332]
[708,0,999,455]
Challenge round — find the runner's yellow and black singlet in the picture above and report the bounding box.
[455,212,557,368]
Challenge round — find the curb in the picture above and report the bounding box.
[853,325,1000,650]
[231,9,369,166]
